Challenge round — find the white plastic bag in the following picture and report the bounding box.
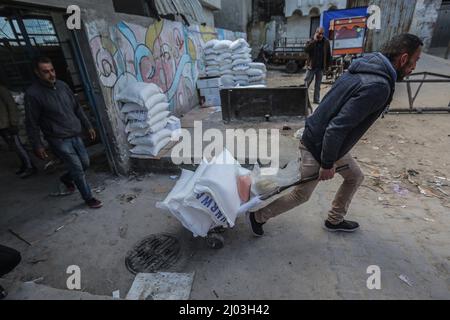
[251,160,300,195]
[148,118,169,134]
[125,120,149,133]
[157,167,217,237]
[121,102,147,114]
[125,110,148,122]
[230,39,249,51]
[148,102,169,118]
[213,40,232,51]
[129,128,172,146]
[145,93,167,110]
[148,111,170,127]
[130,136,171,156]
[116,82,162,105]
[185,149,244,227]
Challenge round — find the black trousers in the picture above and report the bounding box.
[0,245,21,277]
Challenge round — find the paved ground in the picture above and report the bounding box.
[1,53,449,300]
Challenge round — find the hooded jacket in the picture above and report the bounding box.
[301,52,397,169]
[25,80,92,150]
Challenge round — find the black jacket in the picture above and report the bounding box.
[305,37,332,70]
[25,80,92,149]
[302,53,397,169]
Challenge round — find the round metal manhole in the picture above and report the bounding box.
[125,234,181,274]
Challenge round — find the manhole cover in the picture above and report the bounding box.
[125,234,181,274]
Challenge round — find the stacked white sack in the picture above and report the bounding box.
[247,62,267,86]
[230,39,252,86]
[204,39,235,87]
[117,82,172,157]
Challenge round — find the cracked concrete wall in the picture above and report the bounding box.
[410,0,443,52]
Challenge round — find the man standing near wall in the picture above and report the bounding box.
[304,27,332,104]
[0,84,36,178]
[25,57,102,209]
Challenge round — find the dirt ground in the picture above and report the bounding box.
[1,53,449,299]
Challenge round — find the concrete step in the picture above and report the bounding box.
[0,279,114,300]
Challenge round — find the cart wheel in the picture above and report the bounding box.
[286,60,299,74]
[206,233,224,249]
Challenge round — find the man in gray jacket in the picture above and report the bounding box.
[25,57,102,209]
[247,34,423,236]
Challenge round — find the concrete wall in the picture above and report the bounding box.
[202,7,216,27]
[286,14,311,39]
[410,0,443,52]
[431,2,450,48]
[285,0,347,17]
[214,0,252,32]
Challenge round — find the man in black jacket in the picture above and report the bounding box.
[25,57,102,209]
[304,27,332,104]
[247,34,423,236]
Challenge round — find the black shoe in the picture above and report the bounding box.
[324,220,360,232]
[246,212,265,237]
[86,197,103,209]
[19,167,37,179]
[0,285,7,299]
[313,100,320,104]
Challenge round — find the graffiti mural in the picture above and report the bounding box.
[88,18,246,116]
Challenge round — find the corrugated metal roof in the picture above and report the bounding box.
[155,0,207,25]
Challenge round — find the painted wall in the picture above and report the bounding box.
[85,17,245,167]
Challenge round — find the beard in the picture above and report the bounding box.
[396,68,407,82]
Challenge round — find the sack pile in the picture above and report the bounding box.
[203,38,267,88]
[116,82,172,156]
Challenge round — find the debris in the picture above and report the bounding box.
[112,290,120,299]
[28,258,48,265]
[70,209,88,216]
[372,146,380,150]
[393,184,409,197]
[118,194,138,204]
[94,186,106,193]
[126,272,195,300]
[25,277,44,284]
[423,217,435,222]
[170,175,178,180]
[8,229,32,246]
[436,187,449,197]
[213,290,219,299]
[55,225,65,232]
[407,169,420,176]
[119,225,128,239]
[398,274,413,287]
[282,125,292,131]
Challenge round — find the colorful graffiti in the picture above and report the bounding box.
[88,19,246,116]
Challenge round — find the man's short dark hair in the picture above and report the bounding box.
[381,34,423,62]
[33,56,53,70]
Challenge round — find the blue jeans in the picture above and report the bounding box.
[305,68,323,103]
[48,136,92,201]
